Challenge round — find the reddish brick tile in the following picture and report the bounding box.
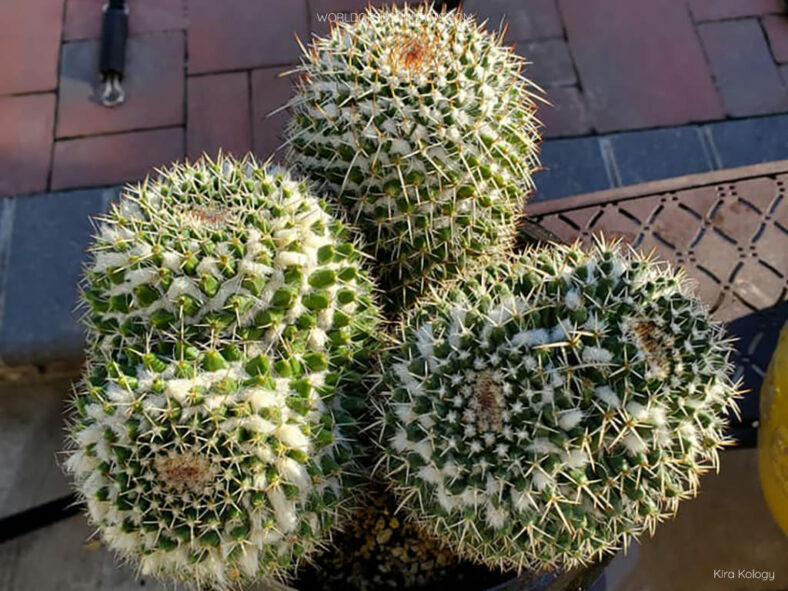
[187,73,252,160]
[688,0,782,22]
[540,87,591,137]
[51,128,184,190]
[560,0,723,132]
[251,67,293,162]
[764,16,788,63]
[187,0,308,74]
[698,20,788,117]
[519,39,576,88]
[63,0,186,41]
[56,33,185,138]
[0,0,64,94]
[463,0,563,43]
[0,95,56,196]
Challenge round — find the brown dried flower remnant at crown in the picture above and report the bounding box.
[391,35,437,73]
[632,319,672,378]
[471,371,505,432]
[155,453,217,494]
[183,205,232,229]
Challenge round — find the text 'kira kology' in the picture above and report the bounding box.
[714,570,776,582]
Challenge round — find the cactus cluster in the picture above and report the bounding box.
[287,3,542,311]
[62,3,744,589]
[66,156,380,588]
[378,240,739,571]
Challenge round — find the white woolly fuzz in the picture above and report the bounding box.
[595,386,621,408]
[558,409,584,431]
[582,346,614,364]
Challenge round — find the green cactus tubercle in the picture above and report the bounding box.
[379,239,739,571]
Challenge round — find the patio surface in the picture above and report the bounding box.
[0,0,787,199]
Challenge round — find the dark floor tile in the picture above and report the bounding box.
[0,188,118,364]
[609,126,713,185]
[531,137,612,202]
[707,114,788,167]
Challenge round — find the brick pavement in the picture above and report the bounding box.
[0,0,786,198]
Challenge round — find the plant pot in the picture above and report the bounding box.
[282,556,611,591]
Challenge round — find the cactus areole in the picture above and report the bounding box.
[287,3,542,312]
[379,240,739,572]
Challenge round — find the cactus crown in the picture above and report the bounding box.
[286,3,542,312]
[66,155,381,588]
[81,155,378,362]
[379,239,739,571]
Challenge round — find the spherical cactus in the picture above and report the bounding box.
[66,154,381,587]
[286,3,542,312]
[378,239,740,571]
[81,154,379,366]
[66,346,356,587]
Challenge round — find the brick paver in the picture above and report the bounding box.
[763,16,788,64]
[560,0,723,132]
[63,0,186,41]
[187,0,308,74]
[251,67,294,162]
[539,87,591,137]
[0,0,64,95]
[56,33,185,138]
[462,0,563,43]
[1,0,788,198]
[698,20,788,117]
[188,73,252,160]
[51,128,184,190]
[687,0,783,21]
[520,39,576,88]
[0,95,56,196]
